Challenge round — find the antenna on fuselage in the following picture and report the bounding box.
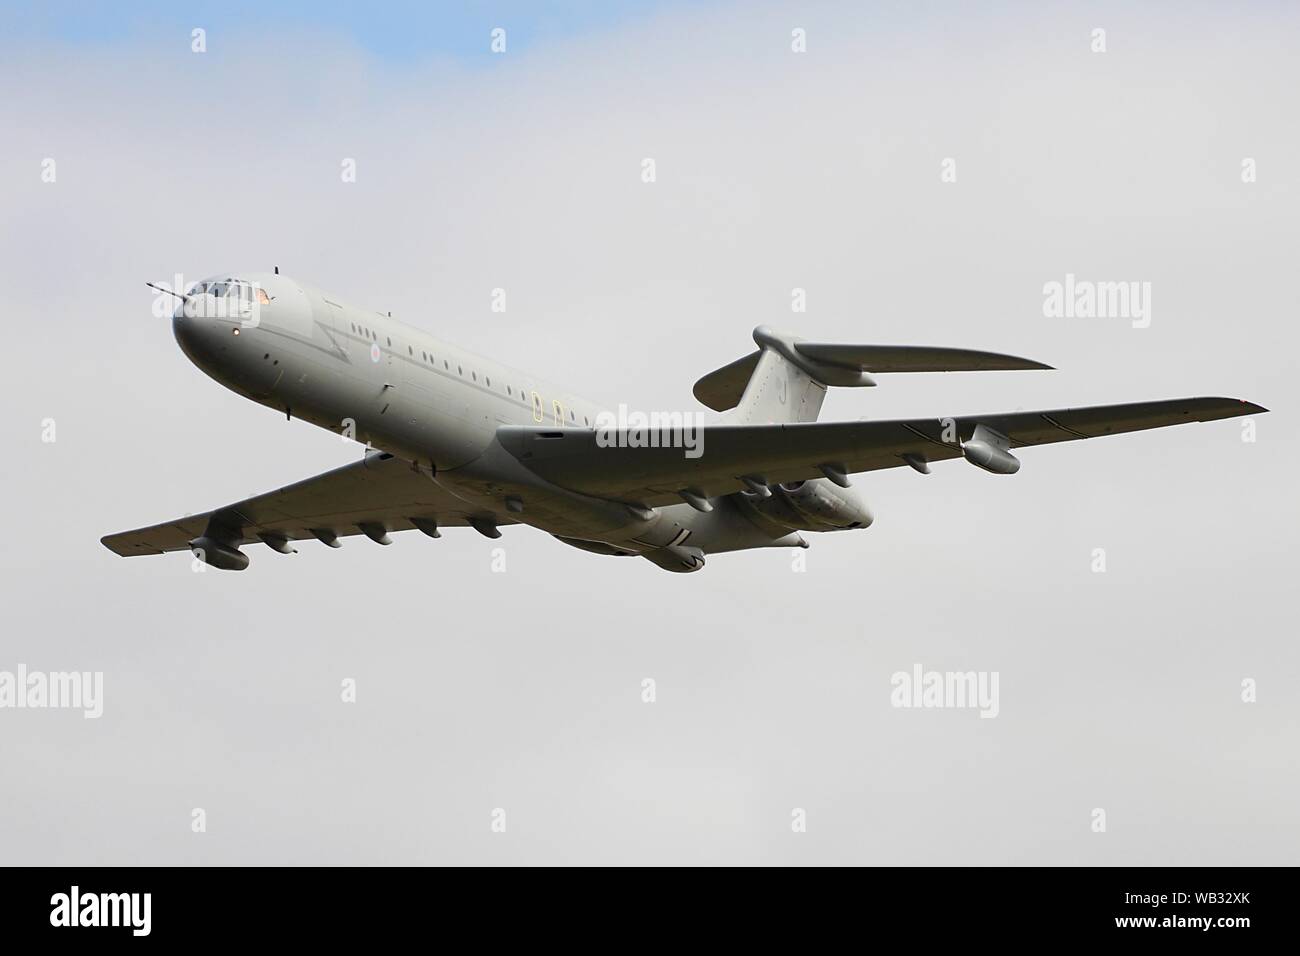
[274,265,279,275]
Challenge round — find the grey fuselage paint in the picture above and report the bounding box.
[171,272,854,563]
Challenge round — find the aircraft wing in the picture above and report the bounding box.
[498,397,1266,506]
[102,451,514,556]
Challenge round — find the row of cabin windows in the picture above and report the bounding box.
[349,321,395,350]
[348,321,590,426]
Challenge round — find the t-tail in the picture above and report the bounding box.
[694,325,1053,424]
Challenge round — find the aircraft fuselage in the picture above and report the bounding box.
[170,272,825,566]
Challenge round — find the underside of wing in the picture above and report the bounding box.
[102,451,515,557]
[499,397,1266,506]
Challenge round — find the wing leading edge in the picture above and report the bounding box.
[101,451,516,557]
[105,397,1265,557]
[498,397,1267,506]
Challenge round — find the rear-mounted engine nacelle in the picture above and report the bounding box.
[743,477,873,532]
[642,544,706,573]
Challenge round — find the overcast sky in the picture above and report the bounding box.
[0,0,1295,865]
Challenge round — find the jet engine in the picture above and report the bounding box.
[739,478,873,533]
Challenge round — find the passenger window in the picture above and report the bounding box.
[531,392,544,423]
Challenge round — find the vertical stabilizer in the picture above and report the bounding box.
[727,346,827,424]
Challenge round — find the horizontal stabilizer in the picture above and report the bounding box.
[792,342,1052,374]
[694,326,1051,412]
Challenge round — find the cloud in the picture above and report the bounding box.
[0,1,1295,864]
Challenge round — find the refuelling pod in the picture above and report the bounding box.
[963,424,1020,475]
[189,535,250,571]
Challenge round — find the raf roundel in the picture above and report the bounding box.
[370,342,382,363]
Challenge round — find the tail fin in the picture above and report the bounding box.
[726,347,828,424]
[694,326,1051,424]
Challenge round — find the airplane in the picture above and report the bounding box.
[103,271,1267,573]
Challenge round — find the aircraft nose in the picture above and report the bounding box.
[171,298,198,350]
[171,294,228,364]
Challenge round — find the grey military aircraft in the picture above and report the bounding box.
[103,272,1266,573]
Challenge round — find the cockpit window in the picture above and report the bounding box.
[190,279,262,298]
[219,280,258,303]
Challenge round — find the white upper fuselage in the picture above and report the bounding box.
[173,271,601,470]
[168,271,834,564]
